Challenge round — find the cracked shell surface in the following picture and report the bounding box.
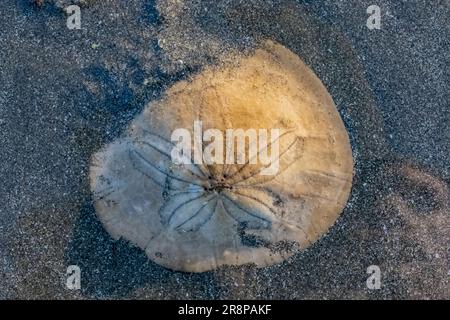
[89,41,354,272]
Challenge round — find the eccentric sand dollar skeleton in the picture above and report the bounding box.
[90,41,354,272]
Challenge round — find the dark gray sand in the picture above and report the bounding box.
[0,0,449,299]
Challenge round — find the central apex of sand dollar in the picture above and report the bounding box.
[90,41,354,272]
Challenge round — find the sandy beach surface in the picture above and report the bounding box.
[0,0,448,299]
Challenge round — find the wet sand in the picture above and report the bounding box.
[0,0,448,299]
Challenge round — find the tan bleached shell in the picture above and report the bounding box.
[89,40,354,272]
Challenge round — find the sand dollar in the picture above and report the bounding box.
[90,40,354,272]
